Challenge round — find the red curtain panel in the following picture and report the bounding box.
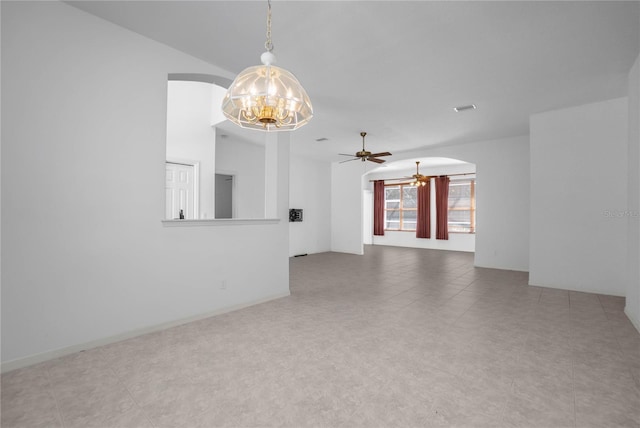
[416,182,430,238]
[435,176,450,240]
[373,180,385,236]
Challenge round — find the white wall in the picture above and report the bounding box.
[471,138,530,272]
[530,97,628,296]
[363,190,373,245]
[289,154,331,256]
[166,81,216,219]
[626,54,640,330]
[365,163,476,253]
[215,136,265,219]
[330,135,530,271]
[1,1,290,368]
[0,0,3,367]
[373,231,475,252]
[330,161,369,255]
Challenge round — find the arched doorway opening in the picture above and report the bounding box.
[165,74,267,220]
[363,157,476,252]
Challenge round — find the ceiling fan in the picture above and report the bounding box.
[407,161,430,186]
[384,162,475,184]
[383,161,430,185]
[339,132,392,164]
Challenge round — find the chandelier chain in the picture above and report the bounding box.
[265,0,273,52]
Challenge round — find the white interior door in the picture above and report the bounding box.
[166,162,195,219]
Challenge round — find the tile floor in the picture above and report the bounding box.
[2,245,640,427]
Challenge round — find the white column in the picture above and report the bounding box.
[264,132,290,219]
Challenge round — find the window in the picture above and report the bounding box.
[385,184,417,231]
[448,179,475,233]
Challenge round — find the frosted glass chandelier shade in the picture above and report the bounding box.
[221,62,313,131]
[221,1,312,132]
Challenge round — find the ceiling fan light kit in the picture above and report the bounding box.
[221,0,313,131]
[410,161,429,186]
[339,132,392,164]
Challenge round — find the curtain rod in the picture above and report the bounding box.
[368,172,475,182]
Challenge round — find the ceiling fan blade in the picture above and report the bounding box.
[368,152,392,158]
[339,158,360,164]
[338,153,356,157]
[367,157,385,164]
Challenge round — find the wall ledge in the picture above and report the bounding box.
[162,218,280,227]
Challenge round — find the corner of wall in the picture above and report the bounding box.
[626,52,640,332]
[625,306,640,333]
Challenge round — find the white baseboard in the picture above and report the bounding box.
[527,280,626,297]
[625,306,640,334]
[1,291,290,374]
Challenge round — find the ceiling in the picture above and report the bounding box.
[67,1,639,164]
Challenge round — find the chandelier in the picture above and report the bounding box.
[221,1,313,131]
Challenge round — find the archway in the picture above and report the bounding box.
[166,74,267,220]
[362,157,476,252]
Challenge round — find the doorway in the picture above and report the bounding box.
[215,173,234,219]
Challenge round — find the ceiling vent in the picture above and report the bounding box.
[453,104,476,112]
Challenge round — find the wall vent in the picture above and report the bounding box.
[453,104,477,112]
